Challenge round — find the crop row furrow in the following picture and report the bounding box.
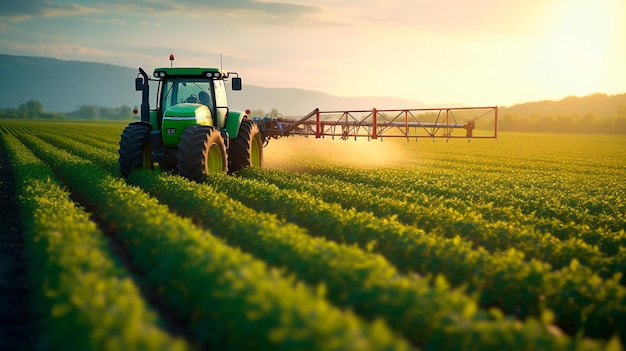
[0,120,37,135]
[308,165,624,224]
[207,171,626,340]
[34,132,119,174]
[36,121,124,145]
[302,165,626,253]
[240,167,623,278]
[17,122,122,152]
[17,133,409,351]
[1,132,189,350]
[125,169,599,350]
[0,129,30,349]
[47,129,120,153]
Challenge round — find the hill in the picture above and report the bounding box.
[1,54,624,133]
[501,93,626,117]
[0,54,137,113]
[498,93,626,133]
[0,54,424,116]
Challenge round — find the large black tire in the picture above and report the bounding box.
[228,118,263,174]
[119,123,152,178]
[177,125,227,182]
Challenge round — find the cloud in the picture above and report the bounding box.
[104,0,319,22]
[0,0,318,26]
[0,0,554,36]
[200,0,316,16]
[0,0,98,21]
[0,22,14,32]
[0,40,111,57]
[108,18,126,25]
[294,0,551,36]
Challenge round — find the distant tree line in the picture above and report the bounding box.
[65,105,135,119]
[501,93,626,117]
[0,100,137,120]
[0,99,278,121]
[0,100,66,119]
[498,112,626,134]
[497,93,626,134]
[3,96,625,134]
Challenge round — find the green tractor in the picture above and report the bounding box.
[118,65,262,182]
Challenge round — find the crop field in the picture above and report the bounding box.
[0,119,625,350]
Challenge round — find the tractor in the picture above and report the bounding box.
[118,64,262,182]
[118,57,498,182]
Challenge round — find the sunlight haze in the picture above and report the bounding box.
[0,0,624,107]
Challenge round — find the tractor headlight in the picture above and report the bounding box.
[213,72,221,78]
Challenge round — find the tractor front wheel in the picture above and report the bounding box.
[119,123,152,178]
[228,118,263,174]
[177,125,227,182]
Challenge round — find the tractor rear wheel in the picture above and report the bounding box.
[228,118,263,174]
[177,125,227,182]
[119,123,152,178]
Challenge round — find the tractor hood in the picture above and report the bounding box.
[163,103,212,122]
[161,103,213,147]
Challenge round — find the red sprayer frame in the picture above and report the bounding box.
[256,106,498,145]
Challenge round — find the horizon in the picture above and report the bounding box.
[3,52,624,108]
[1,1,625,107]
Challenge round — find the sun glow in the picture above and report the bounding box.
[534,0,625,94]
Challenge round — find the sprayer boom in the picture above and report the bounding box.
[255,106,498,145]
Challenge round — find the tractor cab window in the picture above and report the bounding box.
[161,78,214,112]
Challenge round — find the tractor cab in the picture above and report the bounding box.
[121,63,261,181]
[146,67,241,148]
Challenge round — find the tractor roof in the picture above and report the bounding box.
[153,67,228,79]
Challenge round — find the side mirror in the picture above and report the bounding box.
[135,77,144,91]
[231,77,242,91]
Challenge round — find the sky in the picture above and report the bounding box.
[1,0,625,107]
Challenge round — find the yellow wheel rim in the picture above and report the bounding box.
[250,137,261,167]
[206,143,223,173]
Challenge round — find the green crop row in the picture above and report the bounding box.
[34,120,124,146]
[0,132,189,350]
[239,167,624,278]
[17,133,410,351]
[40,126,616,350]
[2,120,624,349]
[44,129,120,154]
[124,169,604,350]
[205,168,626,340]
[34,131,119,174]
[0,121,36,135]
[34,122,588,349]
[307,161,625,251]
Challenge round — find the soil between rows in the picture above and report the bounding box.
[0,143,33,351]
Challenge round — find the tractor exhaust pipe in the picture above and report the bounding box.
[135,67,150,123]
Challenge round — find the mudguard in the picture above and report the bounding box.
[226,110,245,139]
